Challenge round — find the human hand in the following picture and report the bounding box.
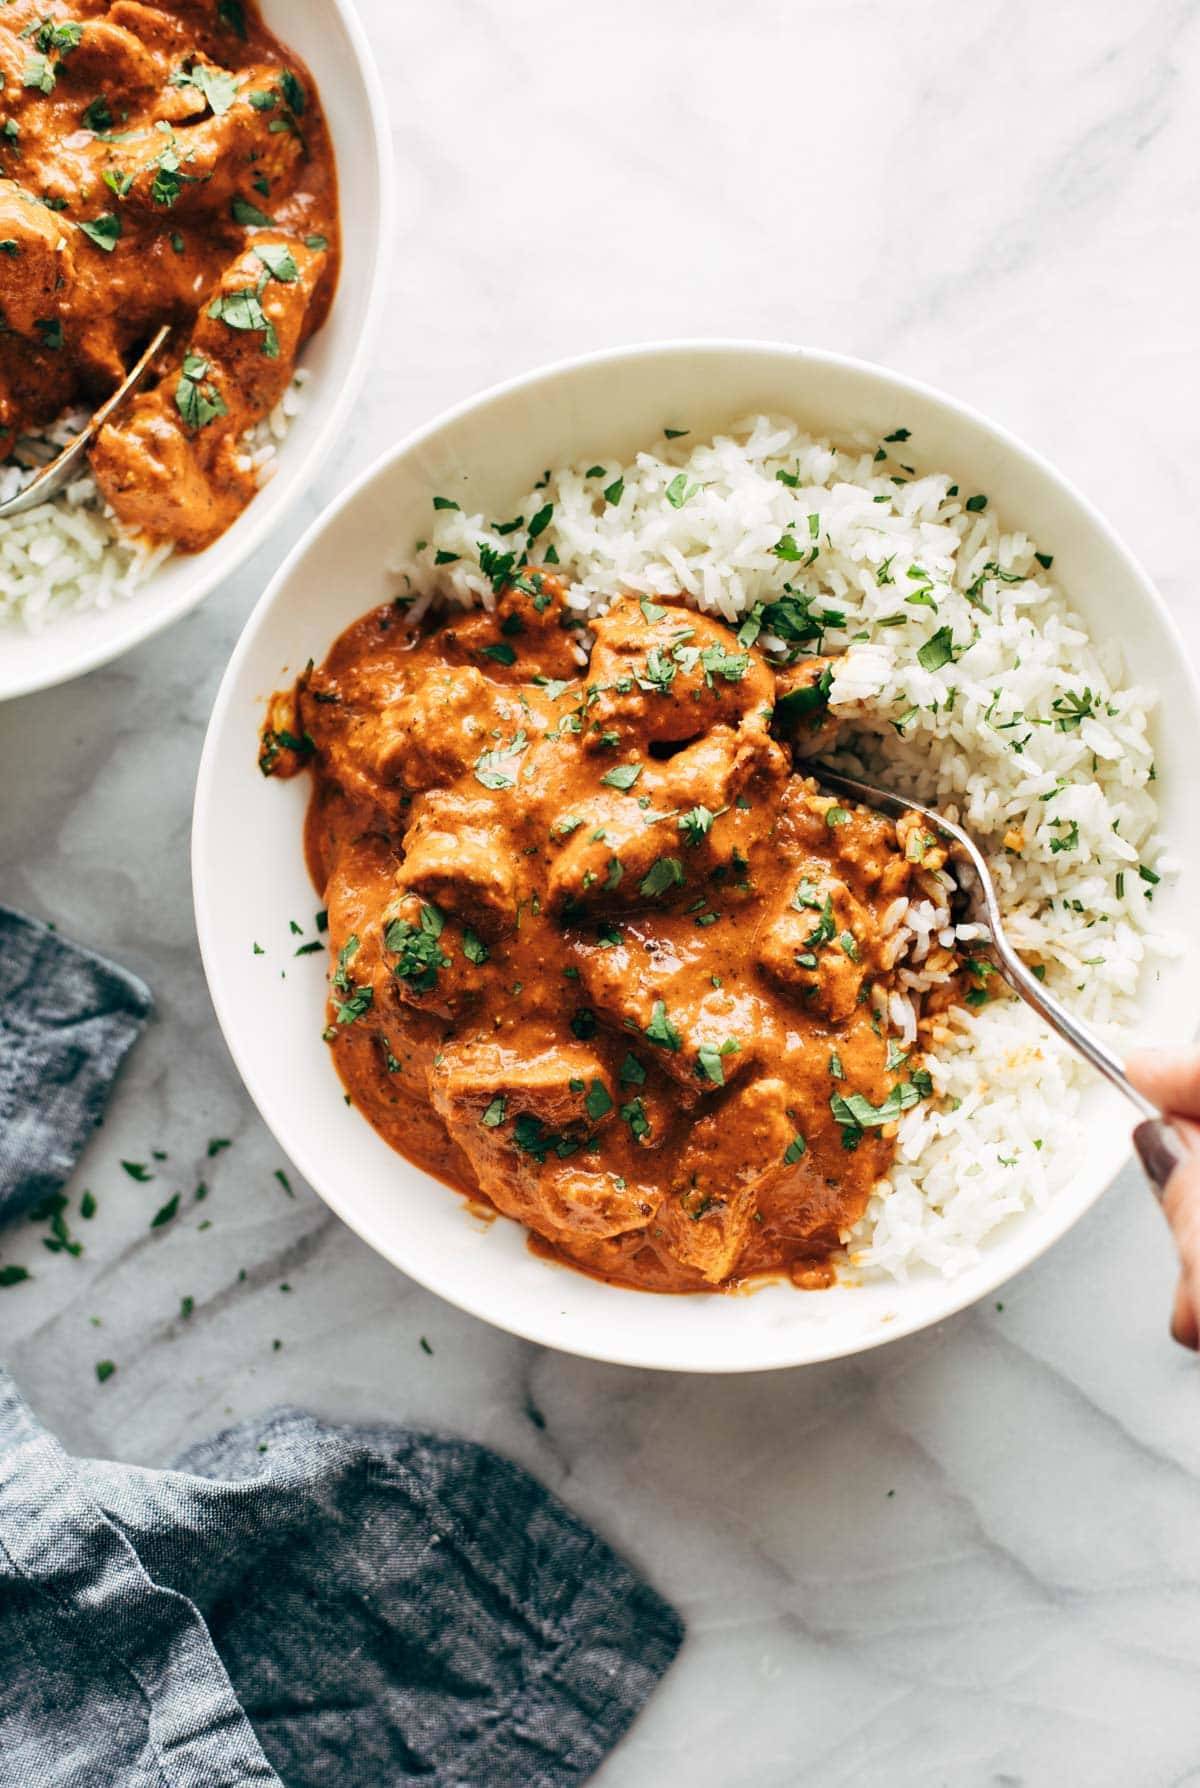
[1128,1047,1200,1349]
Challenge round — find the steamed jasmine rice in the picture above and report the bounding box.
[392,414,1176,1282]
[0,370,310,635]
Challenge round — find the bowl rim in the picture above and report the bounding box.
[193,337,1200,1371]
[1,0,396,703]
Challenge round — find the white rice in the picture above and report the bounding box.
[0,369,310,634]
[391,414,1175,1281]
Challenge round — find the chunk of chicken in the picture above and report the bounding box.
[572,930,772,1095]
[117,73,306,220]
[378,890,475,1021]
[431,1038,609,1135]
[106,3,189,55]
[395,790,519,938]
[0,190,72,339]
[366,667,513,793]
[546,720,788,917]
[584,598,775,749]
[429,1040,653,1239]
[657,1078,797,1282]
[50,19,162,103]
[435,571,584,683]
[777,780,907,895]
[755,872,873,1021]
[90,237,325,548]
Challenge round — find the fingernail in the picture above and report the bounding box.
[1135,1119,1190,1198]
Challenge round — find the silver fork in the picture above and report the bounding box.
[814,762,1187,1196]
[0,323,170,520]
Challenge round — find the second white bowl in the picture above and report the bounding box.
[0,0,394,702]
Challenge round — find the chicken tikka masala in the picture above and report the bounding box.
[264,576,954,1294]
[0,0,338,549]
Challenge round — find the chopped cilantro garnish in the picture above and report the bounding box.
[831,1080,927,1133]
[78,212,122,253]
[696,1039,739,1087]
[255,242,298,283]
[150,1193,180,1229]
[218,0,248,35]
[81,95,112,132]
[477,543,516,591]
[208,285,279,358]
[175,352,228,431]
[172,61,239,116]
[639,857,684,898]
[917,627,957,672]
[462,929,489,965]
[585,1080,613,1121]
[620,1097,650,1140]
[644,1000,682,1052]
[474,729,528,790]
[678,806,715,846]
[385,904,450,992]
[601,762,642,790]
[1051,689,1094,732]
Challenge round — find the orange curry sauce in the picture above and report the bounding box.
[264,577,956,1294]
[0,0,339,549]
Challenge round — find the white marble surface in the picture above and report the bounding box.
[4,2,1200,1782]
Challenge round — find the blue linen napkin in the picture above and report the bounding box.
[0,906,152,1221]
[0,910,683,1784]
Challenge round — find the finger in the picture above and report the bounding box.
[1171,1276,1199,1352]
[1160,1152,1200,1351]
[1127,1046,1200,1119]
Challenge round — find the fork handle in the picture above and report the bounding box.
[990,930,1159,1121]
[992,938,1196,1200]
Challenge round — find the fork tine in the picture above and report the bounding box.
[810,760,1161,1124]
[0,324,170,521]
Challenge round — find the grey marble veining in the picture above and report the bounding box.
[3,2,1200,1782]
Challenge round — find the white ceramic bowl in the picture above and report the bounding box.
[193,341,1200,1373]
[0,0,393,702]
